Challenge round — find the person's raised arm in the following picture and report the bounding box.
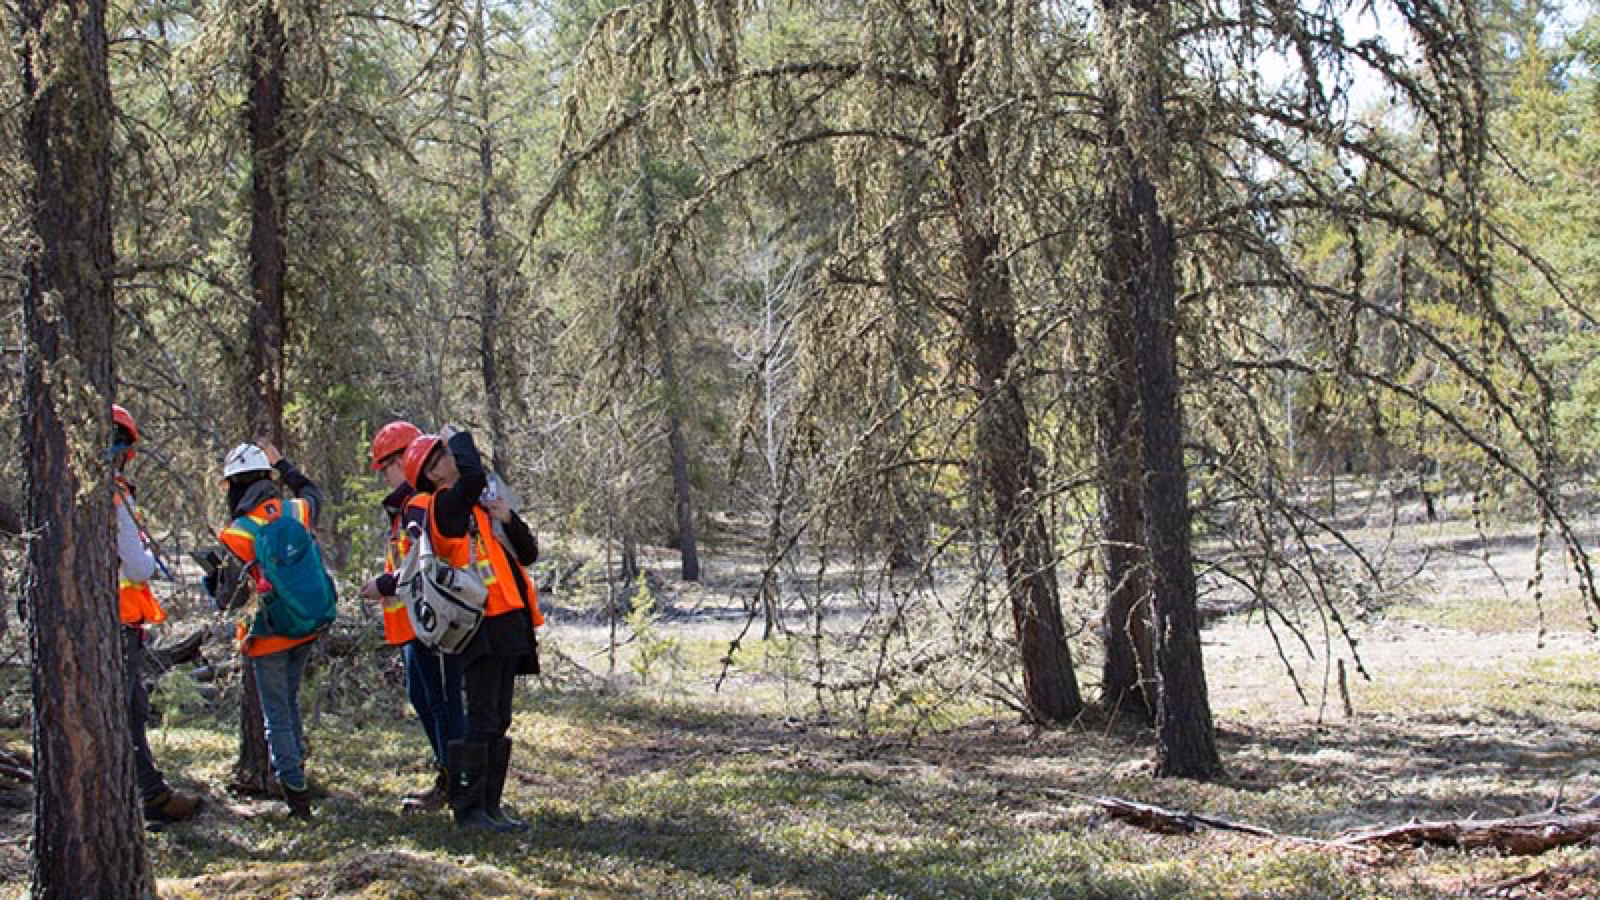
[431,430,487,538]
[261,441,325,526]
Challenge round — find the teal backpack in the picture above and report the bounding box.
[238,509,337,639]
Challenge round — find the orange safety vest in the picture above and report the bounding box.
[411,494,543,626]
[114,487,166,627]
[221,496,320,657]
[380,509,415,645]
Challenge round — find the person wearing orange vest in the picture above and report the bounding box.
[358,420,464,812]
[218,440,326,819]
[401,428,540,832]
[112,405,201,827]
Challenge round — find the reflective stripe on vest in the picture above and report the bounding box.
[380,514,416,644]
[429,505,542,623]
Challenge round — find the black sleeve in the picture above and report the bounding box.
[275,459,324,526]
[432,431,487,538]
[401,503,428,538]
[502,512,539,566]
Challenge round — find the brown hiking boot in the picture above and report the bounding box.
[143,788,200,824]
[402,768,448,813]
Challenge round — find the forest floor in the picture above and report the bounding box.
[2,512,1600,897]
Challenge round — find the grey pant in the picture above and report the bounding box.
[123,626,169,803]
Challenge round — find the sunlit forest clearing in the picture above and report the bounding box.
[0,510,1595,897]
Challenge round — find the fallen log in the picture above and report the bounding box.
[149,630,207,670]
[1080,791,1600,859]
[1087,794,1358,854]
[1093,794,1203,834]
[1339,809,1600,855]
[149,622,382,670]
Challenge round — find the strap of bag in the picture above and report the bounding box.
[399,520,429,585]
[465,508,482,567]
[403,510,478,580]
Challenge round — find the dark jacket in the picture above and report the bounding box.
[375,483,415,598]
[405,431,539,672]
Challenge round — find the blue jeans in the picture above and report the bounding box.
[404,640,465,766]
[251,641,312,790]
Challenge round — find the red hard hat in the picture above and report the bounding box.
[112,404,139,443]
[370,421,422,470]
[402,434,442,489]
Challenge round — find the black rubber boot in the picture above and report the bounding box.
[282,783,312,820]
[484,737,527,832]
[447,740,510,831]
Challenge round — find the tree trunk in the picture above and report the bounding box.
[247,0,287,447]
[883,457,926,573]
[1098,0,1222,777]
[17,0,154,887]
[474,0,508,471]
[759,277,786,636]
[235,0,289,793]
[620,535,640,584]
[1097,335,1155,719]
[658,318,701,582]
[938,11,1083,723]
[232,665,272,792]
[638,164,701,583]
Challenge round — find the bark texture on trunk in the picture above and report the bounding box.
[232,665,272,793]
[1098,0,1222,777]
[18,0,154,887]
[937,8,1082,723]
[638,164,701,582]
[247,0,287,448]
[475,0,508,470]
[658,317,701,583]
[236,0,289,791]
[1098,342,1155,720]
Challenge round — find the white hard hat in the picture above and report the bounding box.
[222,443,272,479]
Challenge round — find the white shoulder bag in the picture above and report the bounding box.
[398,518,488,654]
